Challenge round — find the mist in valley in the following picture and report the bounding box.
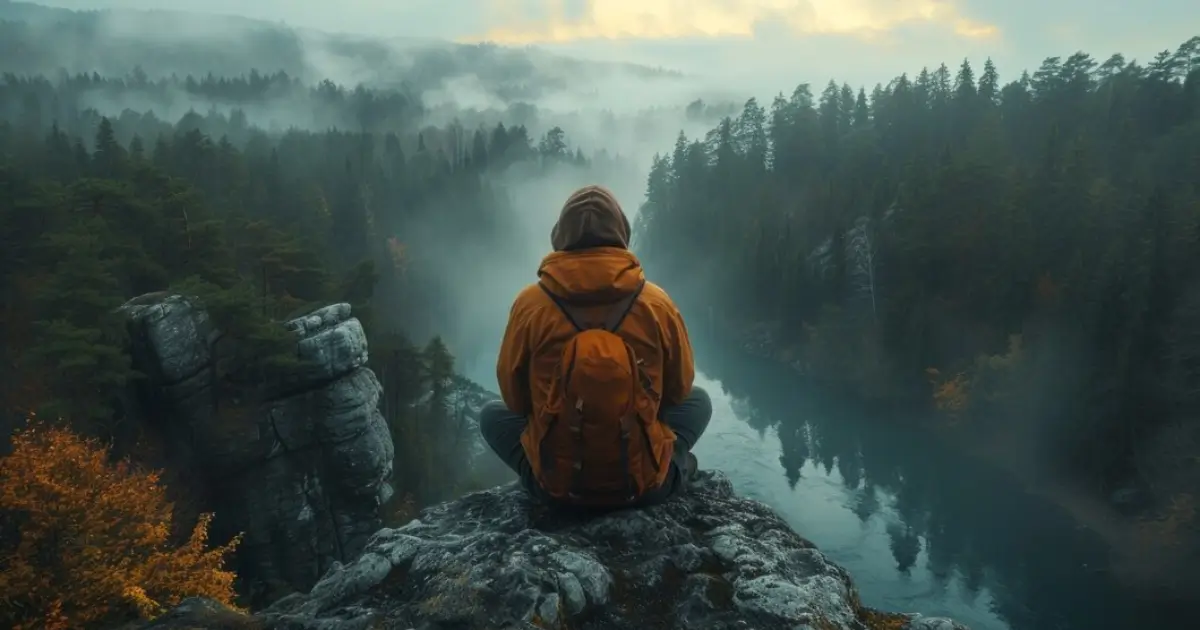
[1,0,745,381]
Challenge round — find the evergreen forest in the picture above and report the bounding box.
[637,34,1200,587]
[0,60,619,501]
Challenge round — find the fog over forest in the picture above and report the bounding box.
[3,0,747,379]
[1,1,1198,629]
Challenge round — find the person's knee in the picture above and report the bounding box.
[480,400,509,421]
[477,400,533,479]
[662,385,712,450]
[479,400,517,442]
[688,385,713,420]
[685,385,712,444]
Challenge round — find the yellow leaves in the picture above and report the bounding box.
[122,586,164,619]
[935,376,969,412]
[38,599,71,630]
[0,420,243,629]
[926,333,1024,423]
[926,369,970,421]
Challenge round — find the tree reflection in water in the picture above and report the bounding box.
[694,339,1181,630]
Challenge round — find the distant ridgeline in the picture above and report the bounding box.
[0,0,682,95]
[636,36,1200,593]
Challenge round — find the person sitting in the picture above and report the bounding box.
[479,184,712,509]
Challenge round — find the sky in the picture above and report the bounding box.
[36,0,1200,92]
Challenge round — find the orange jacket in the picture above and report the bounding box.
[496,246,695,419]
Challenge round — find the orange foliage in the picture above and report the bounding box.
[924,335,1022,425]
[925,368,970,421]
[0,419,243,629]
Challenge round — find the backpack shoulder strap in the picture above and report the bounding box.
[601,281,645,333]
[538,280,646,332]
[538,283,586,331]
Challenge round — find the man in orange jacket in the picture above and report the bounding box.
[479,184,711,508]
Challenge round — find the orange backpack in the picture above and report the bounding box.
[526,280,676,506]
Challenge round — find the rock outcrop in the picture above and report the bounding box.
[140,471,968,630]
[120,294,394,604]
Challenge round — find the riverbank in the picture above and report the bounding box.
[725,322,1196,604]
[927,416,1194,605]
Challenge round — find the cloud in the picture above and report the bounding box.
[464,0,998,44]
[39,0,1195,99]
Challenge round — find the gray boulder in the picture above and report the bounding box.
[120,294,394,604]
[142,471,968,630]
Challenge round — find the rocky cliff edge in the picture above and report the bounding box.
[120,293,393,603]
[139,471,968,630]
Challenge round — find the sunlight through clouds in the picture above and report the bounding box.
[463,0,998,44]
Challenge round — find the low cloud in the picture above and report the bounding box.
[464,0,998,44]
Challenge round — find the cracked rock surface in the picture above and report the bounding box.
[140,471,969,630]
[120,294,393,605]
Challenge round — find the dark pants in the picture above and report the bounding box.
[479,386,713,507]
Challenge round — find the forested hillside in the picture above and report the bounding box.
[637,36,1200,566]
[0,65,615,507]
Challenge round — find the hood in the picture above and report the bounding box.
[550,185,631,252]
[538,247,645,304]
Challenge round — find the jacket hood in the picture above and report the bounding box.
[538,247,645,304]
[550,185,631,252]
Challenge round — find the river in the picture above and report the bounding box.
[690,349,1173,630]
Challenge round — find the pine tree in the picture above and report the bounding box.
[25,217,133,423]
[93,117,126,179]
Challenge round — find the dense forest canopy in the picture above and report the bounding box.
[0,51,640,527]
[637,34,1200,576]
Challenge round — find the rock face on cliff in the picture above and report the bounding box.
[120,294,394,605]
[141,471,968,630]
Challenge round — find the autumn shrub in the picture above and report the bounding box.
[925,334,1024,425]
[925,368,970,423]
[0,419,243,629]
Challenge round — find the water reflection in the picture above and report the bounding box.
[692,351,1164,630]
